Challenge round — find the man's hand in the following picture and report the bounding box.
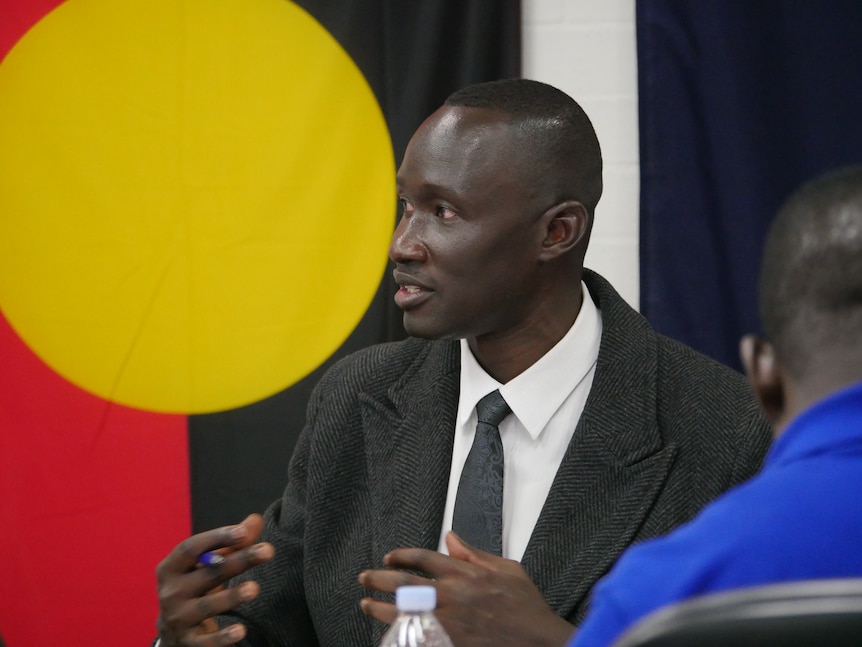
[155,513,275,646]
[358,532,575,647]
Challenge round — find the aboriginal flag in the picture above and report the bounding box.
[0,2,520,646]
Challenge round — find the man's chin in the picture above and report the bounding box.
[402,313,450,340]
[402,320,435,339]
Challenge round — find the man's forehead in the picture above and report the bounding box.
[405,106,515,164]
[394,106,526,193]
[424,104,511,135]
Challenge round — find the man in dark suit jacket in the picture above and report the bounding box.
[154,79,771,647]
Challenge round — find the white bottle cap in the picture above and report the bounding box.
[395,585,436,612]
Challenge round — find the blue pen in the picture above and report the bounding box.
[199,551,226,567]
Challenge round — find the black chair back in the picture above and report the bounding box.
[612,578,862,647]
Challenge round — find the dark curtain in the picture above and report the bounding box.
[637,0,862,370]
[189,0,521,531]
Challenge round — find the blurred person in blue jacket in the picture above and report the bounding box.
[567,164,862,647]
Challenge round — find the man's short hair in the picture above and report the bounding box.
[445,78,603,216]
[760,165,862,377]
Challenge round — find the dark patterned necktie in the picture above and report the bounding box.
[452,389,511,556]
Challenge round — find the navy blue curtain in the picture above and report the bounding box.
[637,1,862,370]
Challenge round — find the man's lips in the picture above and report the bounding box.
[394,284,433,309]
[393,271,433,309]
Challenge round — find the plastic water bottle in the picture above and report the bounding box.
[379,585,454,647]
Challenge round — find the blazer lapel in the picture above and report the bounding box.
[360,340,460,563]
[521,272,677,621]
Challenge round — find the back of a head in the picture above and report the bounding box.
[445,78,603,217]
[759,165,862,380]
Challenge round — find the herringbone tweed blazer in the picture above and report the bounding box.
[225,270,772,646]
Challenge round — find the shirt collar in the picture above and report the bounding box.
[765,379,862,469]
[458,282,602,439]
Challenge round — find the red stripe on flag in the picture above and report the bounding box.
[0,312,190,646]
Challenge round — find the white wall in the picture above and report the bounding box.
[522,0,640,309]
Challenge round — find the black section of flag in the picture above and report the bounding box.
[189,0,521,532]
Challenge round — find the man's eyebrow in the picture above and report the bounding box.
[396,179,454,198]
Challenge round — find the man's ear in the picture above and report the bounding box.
[740,334,785,428]
[539,200,590,261]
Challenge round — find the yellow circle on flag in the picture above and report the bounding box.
[0,0,394,413]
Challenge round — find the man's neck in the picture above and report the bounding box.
[467,291,583,384]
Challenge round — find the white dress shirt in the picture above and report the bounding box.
[437,282,602,562]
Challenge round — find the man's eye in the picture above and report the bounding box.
[436,205,456,219]
[397,197,414,217]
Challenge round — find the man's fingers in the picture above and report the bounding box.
[158,542,274,620]
[232,513,265,549]
[358,567,433,594]
[188,582,260,626]
[445,531,522,573]
[444,531,475,562]
[160,526,249,576]
[159,514,266,576]
[184,542,274,597]
[359,598,398,625]
[156,516,271,646]
[192,582,260,621]
[160,581,260,641]
[382,547,471,578]
[182,620,247,647]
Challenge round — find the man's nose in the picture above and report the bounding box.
[389,215,426,263]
